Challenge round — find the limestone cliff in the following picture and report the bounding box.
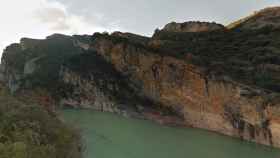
[1,7,280,148]
[90,32,280,147]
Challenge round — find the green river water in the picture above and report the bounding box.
[61,109,280,158]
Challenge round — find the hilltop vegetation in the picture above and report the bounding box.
[152,26,280,92]
[228,7,280,30]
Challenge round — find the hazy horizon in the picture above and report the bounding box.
[1,0,280,53]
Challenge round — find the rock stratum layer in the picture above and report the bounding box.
[1,7,280,148]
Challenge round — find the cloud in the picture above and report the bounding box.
[33,0,124,34]
[50,0,280,35]
[0,0,123,55]
[35,7,70,31]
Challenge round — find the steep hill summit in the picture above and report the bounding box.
[228,7,280,29]
[162,21,225,32]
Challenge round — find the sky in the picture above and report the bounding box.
[0,0,280,54]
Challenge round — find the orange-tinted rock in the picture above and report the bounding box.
[90,33,280,147]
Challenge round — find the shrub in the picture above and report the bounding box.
[0,85,82,158]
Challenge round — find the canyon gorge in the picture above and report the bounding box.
[1,6,280,157]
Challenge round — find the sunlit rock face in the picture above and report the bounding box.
[162,21,225,32]
[90,32,280,147]
[1,7,280,148]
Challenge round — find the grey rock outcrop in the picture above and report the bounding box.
[162,21,225,32]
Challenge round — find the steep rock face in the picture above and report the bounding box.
[90,33,280,147]
[60,67,120,112]
[59,52,139,115]
[58,52,179,123]
[162,21,225,32]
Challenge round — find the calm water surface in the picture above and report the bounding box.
[61,109,280,158]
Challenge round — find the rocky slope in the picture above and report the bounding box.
[1,7,280,148]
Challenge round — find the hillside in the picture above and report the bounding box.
[0,84,81,158]
[228,7,280,30]
[1,6,280,150]
[152,26,280,92]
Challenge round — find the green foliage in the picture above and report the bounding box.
[0,86,82,158]
[254,71,280,92]
[152,27,280,92]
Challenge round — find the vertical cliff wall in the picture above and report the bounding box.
[89,32,280,147]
